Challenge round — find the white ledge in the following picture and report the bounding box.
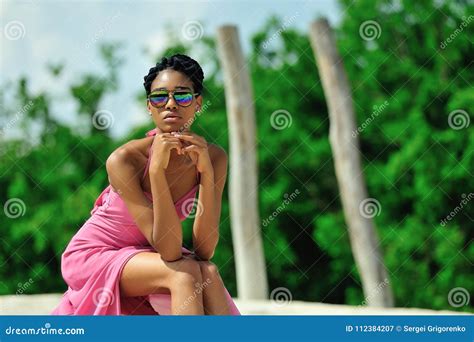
[0,294,470,315]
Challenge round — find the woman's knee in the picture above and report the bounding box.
[198,261,221,283]
[167,258,203,288]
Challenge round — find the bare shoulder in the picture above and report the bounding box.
[110,137,151,161]
[208,143,228,165]
[106,137,152,182]
[207,143,228,193]
[208,143,228,185]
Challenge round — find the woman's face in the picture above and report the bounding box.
[147,68,202,134]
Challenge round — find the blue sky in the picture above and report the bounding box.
[1,0,341,138]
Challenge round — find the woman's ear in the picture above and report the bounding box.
[146,99,152,115]
[196,95,203,112]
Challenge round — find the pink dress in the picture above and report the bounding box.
[51,128,241,315]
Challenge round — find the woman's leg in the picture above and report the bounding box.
[120,252,204,315]
[197,261,231,315]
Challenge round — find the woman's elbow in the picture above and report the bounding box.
[194,249,214,261]
[157,249,183,262]
[153,242,183,262]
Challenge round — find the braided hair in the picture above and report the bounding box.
[143,54,204,96]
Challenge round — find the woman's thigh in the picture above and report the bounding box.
[119,252,202,297]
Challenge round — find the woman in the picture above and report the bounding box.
[51,54,241,315]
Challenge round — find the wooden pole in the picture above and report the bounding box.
[216,25,268,299]
[309,18,394,307]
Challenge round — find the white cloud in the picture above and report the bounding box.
[2,0,340,139]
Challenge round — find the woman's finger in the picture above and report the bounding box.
[161,137,185,153]
[172,131,204,141]
[182,145,202,152]
[174,134,206,147]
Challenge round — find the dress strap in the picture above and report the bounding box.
[195,168,200,185]
[141,140,154,181]
[145,128,158,137]
[142,129,158,181]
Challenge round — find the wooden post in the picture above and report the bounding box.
[309,18,394,307]
[216,25,268,299]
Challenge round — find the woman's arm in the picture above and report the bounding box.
[147,133,190,261]
[192,147,228,260]
[106,143,183,261]
[149,167,183,260]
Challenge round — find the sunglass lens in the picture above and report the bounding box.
[174,92,193,106]
[149,93,168,107]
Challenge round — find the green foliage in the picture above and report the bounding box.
[0,0,472,312]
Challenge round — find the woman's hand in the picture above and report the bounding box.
[171,131,213,175]
[182,252,206,262]
[149,133,184,171]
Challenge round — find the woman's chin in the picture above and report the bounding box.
[157,123,190,134]
[160,125,181,133]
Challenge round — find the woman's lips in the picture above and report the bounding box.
[164,116,181,123]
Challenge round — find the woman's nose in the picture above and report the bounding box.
[165,95,178,109]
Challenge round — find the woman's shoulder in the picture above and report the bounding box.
[107,136,152,170]
[208,143,227,163]
[105,136,153,189]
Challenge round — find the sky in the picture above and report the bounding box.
[1,0,341,138]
